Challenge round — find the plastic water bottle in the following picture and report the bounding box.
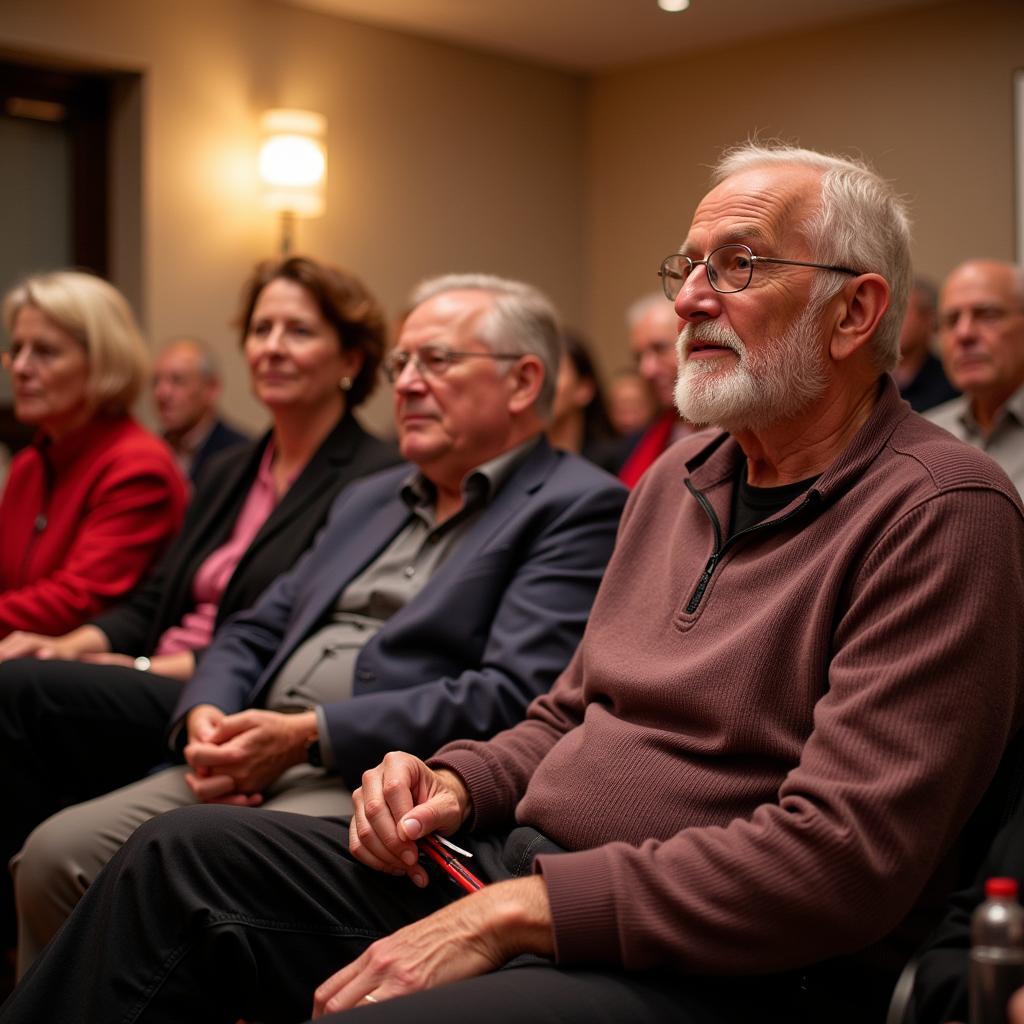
[970,877,1024,1023]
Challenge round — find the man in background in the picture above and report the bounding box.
[927,259,1024,494]
[893,276,958,412]
[153,337,247,482]
[617,293,693,486]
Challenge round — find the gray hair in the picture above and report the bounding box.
[408,273,562,418]
[626,292,670,329]
[159,336,220,380]
[713,142,912,374]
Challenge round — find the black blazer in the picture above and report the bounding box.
[91,411,399,655]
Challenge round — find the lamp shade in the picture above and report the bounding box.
[259,108,327,218]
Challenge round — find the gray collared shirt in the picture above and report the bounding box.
[926,385,1024,497]
[262,437,541,767]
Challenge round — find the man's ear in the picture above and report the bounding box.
[506,355,545,415]
[829,274,890,363]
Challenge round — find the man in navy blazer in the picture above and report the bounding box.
[152,337,249,482]
[13,273,626,970]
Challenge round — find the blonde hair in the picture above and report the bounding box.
[3,270,149,415]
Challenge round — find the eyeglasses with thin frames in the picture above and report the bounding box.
[384,345,521,383]
[657,243,862,300]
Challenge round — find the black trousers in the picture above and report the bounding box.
[0,804,894,1023]
[0,657,181,944]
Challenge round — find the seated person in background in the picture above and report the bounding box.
[547,328,627,473]
[893,276,959,412]
[926,260,1024,495]
[4,272,626,977]
[606,368,656,436]
[0,254,398,955]
[152,335,249,482]
[0,271,188,640]
[4,143,1020,1024]
[617,291,695,486]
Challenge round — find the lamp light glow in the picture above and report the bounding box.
[259,108,327,222]
[259,135,325,188]
[657,0,690,10]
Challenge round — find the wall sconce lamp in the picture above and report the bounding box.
[259,108,327,256]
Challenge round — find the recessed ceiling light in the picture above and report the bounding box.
[658,0,690,11]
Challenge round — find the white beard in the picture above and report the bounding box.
[673,306,829,432]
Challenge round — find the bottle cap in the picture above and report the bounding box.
[985,877,1019,899]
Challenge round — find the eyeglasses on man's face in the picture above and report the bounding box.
[657,243,862,300]
[383,344,521,384]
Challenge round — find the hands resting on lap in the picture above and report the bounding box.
[309,751,554,1018]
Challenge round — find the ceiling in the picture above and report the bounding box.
[281,0,948,73]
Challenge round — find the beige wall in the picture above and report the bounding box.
[2,0,1023,421]
[0,0,587,434]
[586,0,1024,372]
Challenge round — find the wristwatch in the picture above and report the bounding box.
[133,656,152,672]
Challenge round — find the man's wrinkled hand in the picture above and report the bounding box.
[183,708,314,801]
[312,877,551,1017]
[348,752,471,886]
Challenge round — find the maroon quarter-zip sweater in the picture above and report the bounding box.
[433,378,1024,977]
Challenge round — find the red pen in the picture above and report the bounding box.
[419,834,485,892]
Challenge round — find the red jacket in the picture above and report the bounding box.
[0,415,187,638]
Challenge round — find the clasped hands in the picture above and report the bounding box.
[182,703,317,805]
[311,751,553,1018]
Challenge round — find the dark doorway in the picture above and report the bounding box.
[0,56,140,454]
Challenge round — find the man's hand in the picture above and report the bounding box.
[183,708,316,804]
[186,703,227,744]
[349,752,471,887]
[312,876,552,1017]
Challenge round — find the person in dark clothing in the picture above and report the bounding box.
[894,276,959,412]
[152,336,249,483]
[547,328,628,473]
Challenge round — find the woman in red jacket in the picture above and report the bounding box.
[0,271,188,639]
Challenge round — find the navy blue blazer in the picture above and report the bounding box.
[171,438,627,786]
[188,418,249,484]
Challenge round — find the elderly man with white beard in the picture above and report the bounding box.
[4,143,1023,1024]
